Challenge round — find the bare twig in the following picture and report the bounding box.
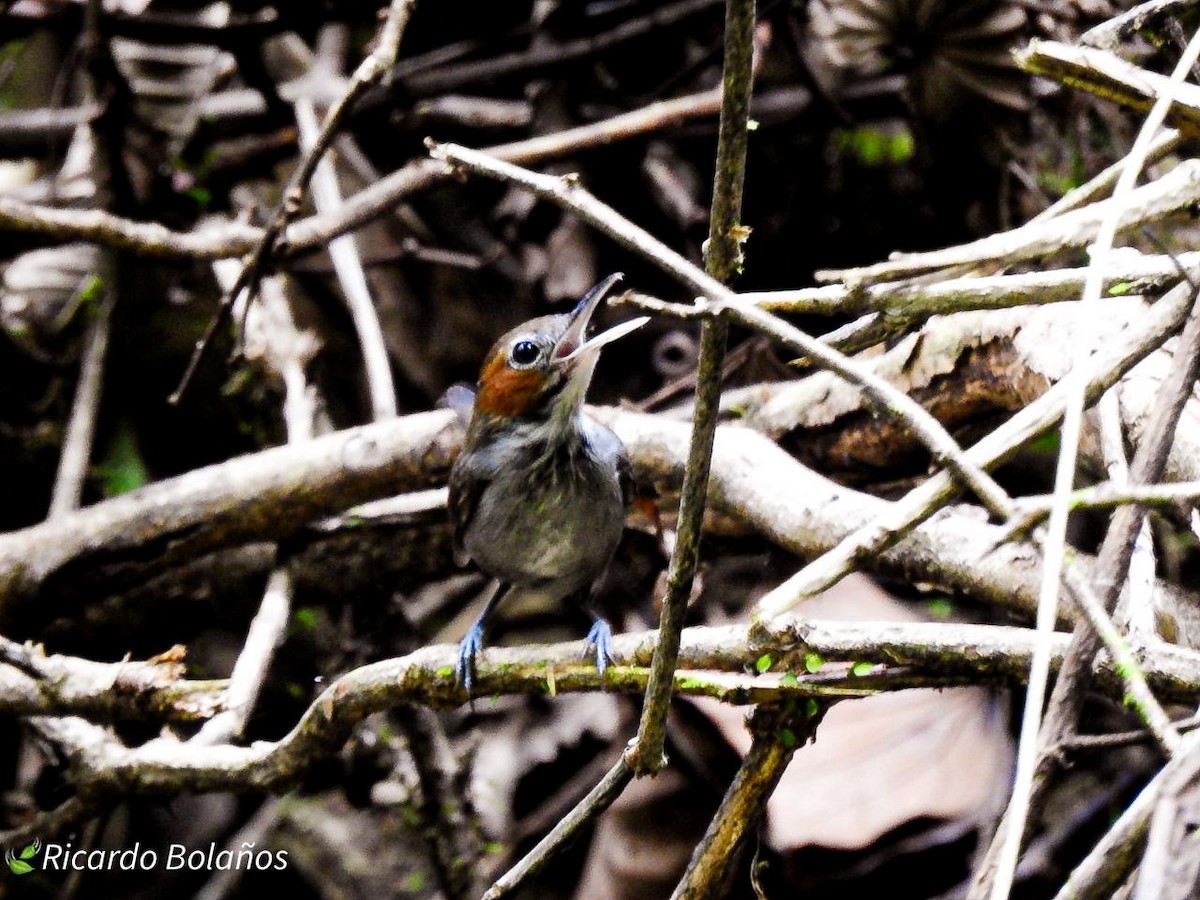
[48,287,113,520]
[1002,479,1200,538]
[395,705,487,899]
[400,0,721,95]
[481,759,633,899]
[295,94,396,420]
[977,23,1200,899]
[671,703,819,899]
[1081,0,1200,48]
[0,639,224,721]
[752,272,1197,622]
[628,0,755,777]
[1019,39,1200,135]
[814,161,1200,287]
[171,0,416,404]
[738,252,1200,319]
[189,569,292,746]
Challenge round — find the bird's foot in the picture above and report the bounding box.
[585,618,616,683]
[456,623,486,693]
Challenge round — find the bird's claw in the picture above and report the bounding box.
[457,622,486,693]
[585,618,616,683]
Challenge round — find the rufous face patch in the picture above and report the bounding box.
[473,351,547,418]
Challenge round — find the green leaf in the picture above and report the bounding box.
[1107,281,1134,296]
[804,698,820,718]
[755,654,773,674]
[292,607,319,632]
[19,842,37,860]
[79,273,104,309]
[780,672,799,687]
[780,727,797,748]
[1027,430,1061,454]
[94,418,149,497]
[925,598,953,619]
[888,129,915,163]
[834,125,914,167]
[436,666,455,679]
[804,652,823,674]
[401,870,427,892]
[186,185,213,208]
[8,859,32,875]
[851,661,874,677]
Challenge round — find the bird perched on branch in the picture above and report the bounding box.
[446,273,648,691]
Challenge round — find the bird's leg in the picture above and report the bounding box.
[457,581,508,693]
[584,614,616,683]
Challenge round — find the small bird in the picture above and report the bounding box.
[446,273,648,691]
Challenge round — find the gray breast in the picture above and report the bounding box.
[463,421,625,599]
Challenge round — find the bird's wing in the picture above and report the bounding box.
[440,383,476,426]
[448,455,488,567]
[616,444,634,507]
[583,415,634,504]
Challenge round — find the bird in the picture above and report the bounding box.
[446,273,649,692]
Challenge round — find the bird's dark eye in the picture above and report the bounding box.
[510,340,540,367]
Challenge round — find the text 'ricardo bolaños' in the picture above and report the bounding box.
[38,841,289,872]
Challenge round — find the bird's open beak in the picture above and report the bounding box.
[552,272,649,365]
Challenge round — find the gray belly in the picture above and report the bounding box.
[463,457,624,600]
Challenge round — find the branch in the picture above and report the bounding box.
[0,638,224,721]
[13,618,1200,802]
[8,395,1200,640]
[671,702,817,899]
[629,0,755,777]
[1019,38,1200,135]
[739,252,1200,320]
[813,160,1200,286]
[171,0,416,403]
[975,22,1200,897]
[47,288,114,520]
[751,273,1197,622]
[0,410,460,629]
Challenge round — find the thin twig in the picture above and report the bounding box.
[428,143,1014,525]
[400,0,722,95]
[190,569,292,746]
[48,288,113,520]
[295,94,396,419]
[671,703,818,899]
[752,272,1197,622]
[171,0,415,405]
[0,82,750,265]
[738,252,1200,319]
[187,259,320,747]
[1081,0,1200,48]
[1001,479,1200,539]
[813,160,1200,287]
[395,705,487,900]
[628,0,756,778]
[481,759,633,899]
[978,24,1200,899]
